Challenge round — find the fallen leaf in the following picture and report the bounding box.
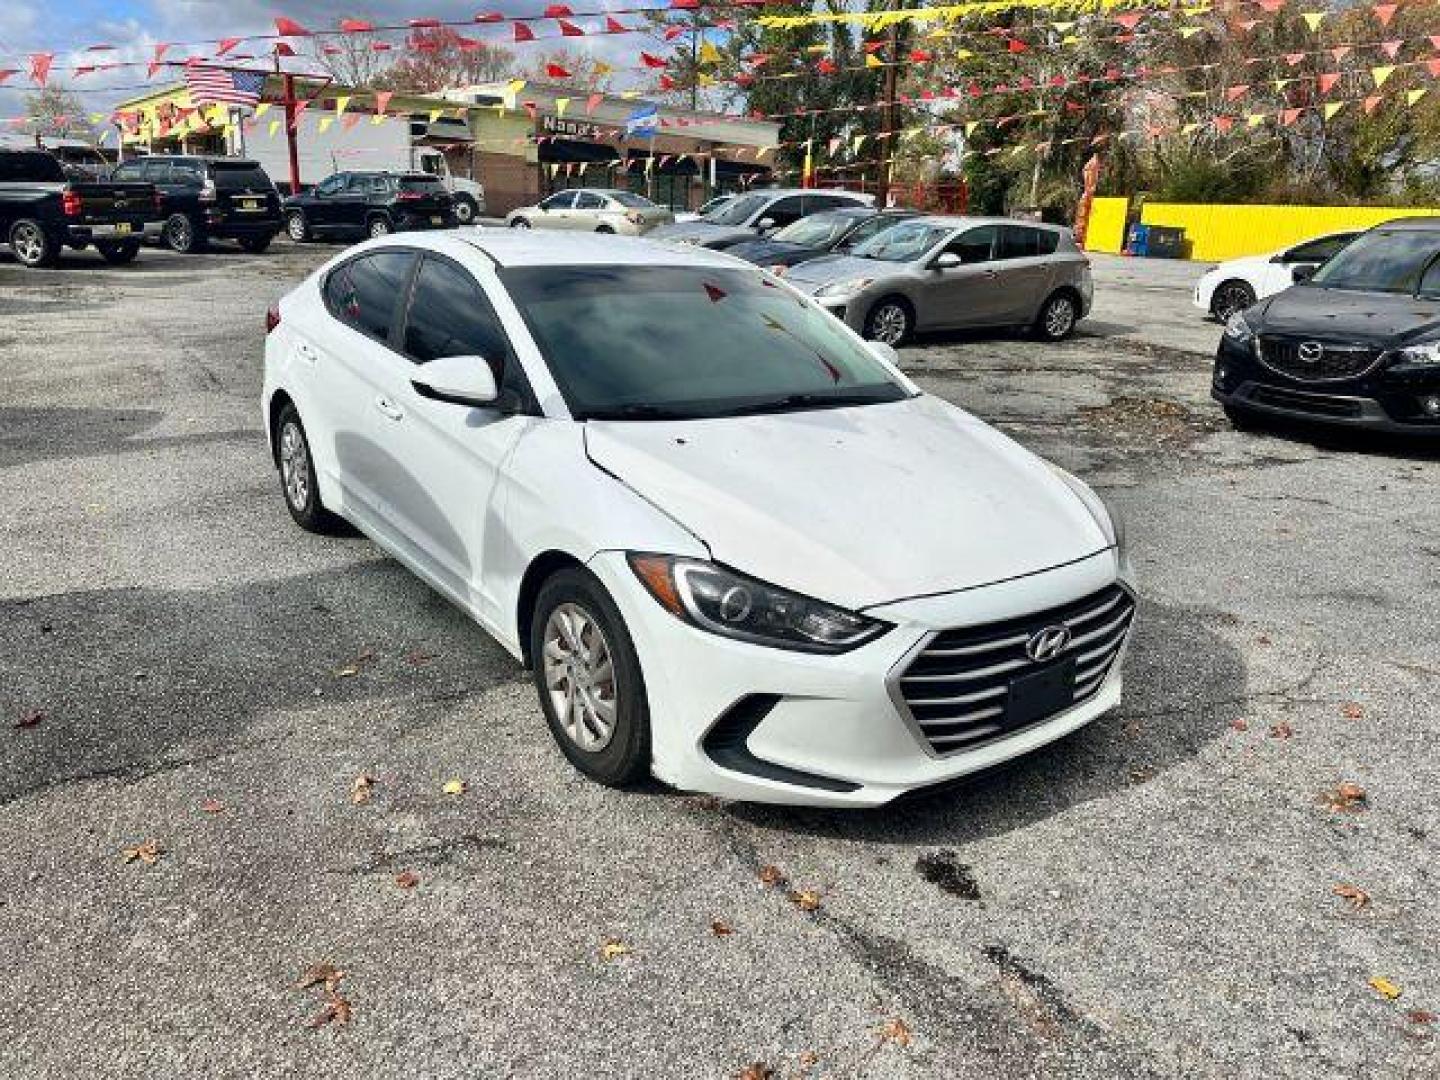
[394,870,420,889]
[441,779,467,796]
[296,962,344,992]
[122,840,162,865]
[1229,718,1249,732]
[1321,781,1367,812]
[335,665,360,678]
[350,775,374,805]
[1333,883,1370,911]
[1406,1009,1436,1025]
[1256,633,1272,645]
[599,938,631,961]
[710,919,735,937]
[879,1016,913,1047]
[788,889,822,913]
[14,710,43,729]
[1269,722,1294,739]
[1369,976,1402,1000]
[308,989,353,1029]
[1341,701,1364,720]
[737,1065,774,1080]
[757,865,783,887]
[200,798,225,815]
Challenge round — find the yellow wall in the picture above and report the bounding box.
[1083,196,1129,254]
[1139,202,1440,262]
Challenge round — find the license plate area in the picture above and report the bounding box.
[1005,658,1075,730]
[239,199,261,211]
[113,222,132,235]
[430,215,443,225]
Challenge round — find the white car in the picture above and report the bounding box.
[673,193,735,224]
[504,188,673,235]
[262,232,1133,807]
[1193,231,1360,321]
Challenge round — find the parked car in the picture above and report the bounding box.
[724,208,919,275]
[0,148,160,268]
[262,231,1132,807]
[110,155,282,254]
[649,189,874,249]
[1213,218,1440,435]
[673,193,735,224]
[784,216,1093,346]
[284,171,457,242]
[1194,231,1361,321]
[505,189,673,235]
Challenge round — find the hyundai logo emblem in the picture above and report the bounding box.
[1298,341,1325,364]
[1025,625,1072,662]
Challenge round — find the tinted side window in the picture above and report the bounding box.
[325,252,415,344]
[141,160,171,183]
[764,196,806,227]
[541,191,576,210]
[1035,229,1059,255]
[171,162,204,186]
[403,257,511,374]
[1418,256,1440,299]
[111,161,146,182]
[998,225,1041,259]
[0,152,66,182]
[576,192,605,210]
[212,164,273,190]
[1286,235,1353,263]
[949,226,997,264]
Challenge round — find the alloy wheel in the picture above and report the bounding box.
[869,303,909,346]
[541,603,618,753]
[1213,284,1255,322]
[279,422,310,512]
[286,213,307,242]
[11,223,44,265]
[369,218,392,238]
[453,200,475,224]
[166,215,192,251]
[510,218,531,229]
[1044,296,1076,339]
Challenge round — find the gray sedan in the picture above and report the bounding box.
[783,216,1094,346]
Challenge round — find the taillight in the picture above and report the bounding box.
[396,190,424,201]
[625,211,644,225]
[61,190,83,217]
[265,302,281,334]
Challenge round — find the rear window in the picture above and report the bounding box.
[0,151,65,183]
[609,192,653,209]
[999,225,1059,258]
[324,252,415,343]
[212,162,274,190]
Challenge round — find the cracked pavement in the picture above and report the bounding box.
[1,244,1436,1078]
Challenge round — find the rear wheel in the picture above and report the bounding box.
[367,215,393,239]
[864,297,913,347]
[95,239,140,265]
[163,213,205,254]
[274,405,345,534]
[9,219,59,268]
[452,195,478,225]
[285,211,311,243]
[1034,291,1079,341]
[530,568,650,788]
[1211,280,1256,323]
[509,217,531,229]
[238,234,272,253]
[595,224,615,234]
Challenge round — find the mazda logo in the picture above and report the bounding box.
[1025,625,1072,662]
[1298,341,1325,364]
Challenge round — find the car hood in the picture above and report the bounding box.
[585,395,1110,610]
[649,220,747,242]
[725,239,819,266]
[1254,286,1440,346]
[783,253,888,291]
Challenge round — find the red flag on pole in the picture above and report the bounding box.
[514,22,535,42]
[340,19,373,32]
[547,63,572,78]
[558,19,584,36]
[641,52,668,68]
[274,17,311,36]
[28,53,53,86]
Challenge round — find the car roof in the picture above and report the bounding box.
[442,230,745,269]
[1374,217,1440,232]
[906,214,1068,232]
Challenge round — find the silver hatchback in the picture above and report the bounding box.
[783,216,1093,346]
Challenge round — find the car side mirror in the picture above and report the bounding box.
[868,341,901,365]
[1292,264,1317,284]
[411,355,499,408]
[933,252,962,270]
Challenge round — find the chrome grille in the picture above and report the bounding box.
[1260,337,1380,382]
[894,584,1135,755]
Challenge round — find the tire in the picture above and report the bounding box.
[1210,280,1256,323]
[595,224,615,234]
[452,195,477,225]
[1223,403,1261,432]
[8,218,59,268]
[239,234,272,254]
[509,217,531,229]
[367,215,393,239]
[285,211,311,243]
[1034,290,1079,342]
[163,213,205,254]
[95,239,140,265]
[274,404,345,534]
[863,296,913,347]
[529,567,651,788]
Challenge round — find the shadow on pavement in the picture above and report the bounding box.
[0,407,255,469]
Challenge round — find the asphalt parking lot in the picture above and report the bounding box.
[1,239,1436,1078]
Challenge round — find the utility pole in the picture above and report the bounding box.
[274,50,301,194]
[876,18,899,207]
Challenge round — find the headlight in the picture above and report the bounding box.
[1224,311,1253,342]
[627,554,890,654]
[1382,340,1440,367]
[814,277,874,299]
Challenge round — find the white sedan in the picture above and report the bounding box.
[504,188,673,235]
[262,231,1133,807]
[1193,230,1360,321]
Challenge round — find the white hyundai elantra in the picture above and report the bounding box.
[262,231,1134,807]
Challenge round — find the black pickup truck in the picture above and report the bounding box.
[0,149,160,268]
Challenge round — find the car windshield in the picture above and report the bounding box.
[212,162,272,190]
[608,191,654,209]
[1309,229,1440,294]
[850,220,952,262]
[699,196,732,216]
[705,193,769,227]
[501,265,912,421]
[773,213,860,246]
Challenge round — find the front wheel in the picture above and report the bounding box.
[864,297,913,347]
[8,219,59,268]
[367,216,393,239]
[95,239,140,265]
[1034,291,1079,341]
[274,405,345,534]
[530,568,650,788]
[452,195,477,225]
[509,217,531,230]
[163,213,205,254]
[1211,280,1257,323]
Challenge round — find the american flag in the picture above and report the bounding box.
[184,67,267,109]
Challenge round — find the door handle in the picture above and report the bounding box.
[374,396,404,422]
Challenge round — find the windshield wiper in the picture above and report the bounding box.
[715,391,899,417]
[582,403,701,422]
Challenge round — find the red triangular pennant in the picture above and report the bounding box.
[513,22,535,42]
[273,17,310,36]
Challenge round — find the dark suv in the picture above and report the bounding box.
[1213,218,1440,435]
[282,172,456,243]
[110,155,282,254]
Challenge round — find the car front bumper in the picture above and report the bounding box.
[1213,335,1440,434]
[587,548,1131,807]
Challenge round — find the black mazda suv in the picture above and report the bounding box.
[1213,218,1440,435]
